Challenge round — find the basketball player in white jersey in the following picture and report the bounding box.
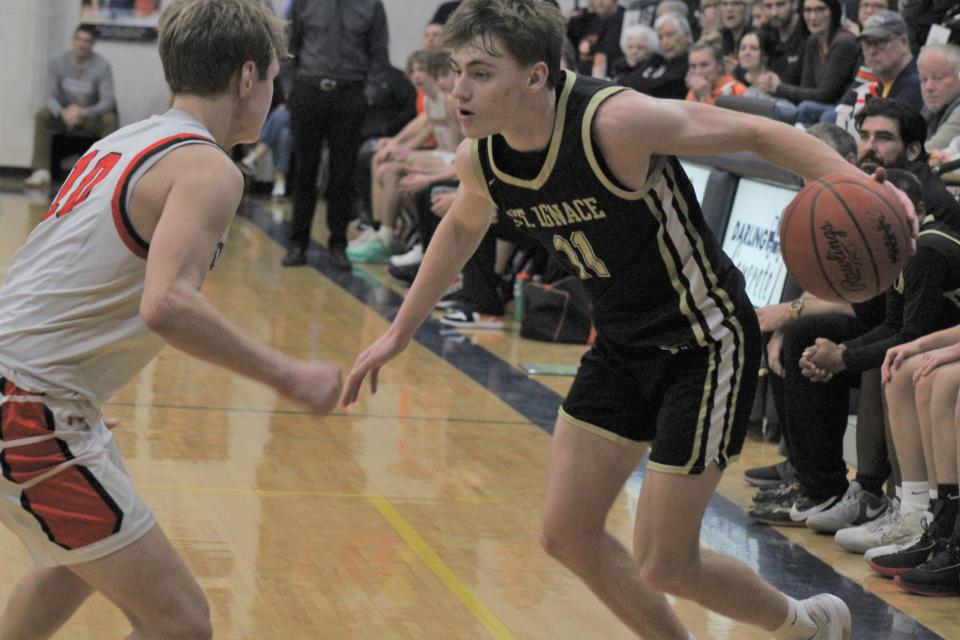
[0,2,341,638]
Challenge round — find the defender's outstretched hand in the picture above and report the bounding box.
[341,332,408,406]
[279,359,343,415]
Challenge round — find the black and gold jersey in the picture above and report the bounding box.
[471,70,753,350]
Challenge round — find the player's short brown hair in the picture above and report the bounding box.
[443,0,566,88]
[159,0,286,97]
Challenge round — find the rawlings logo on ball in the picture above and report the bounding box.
[875,215,900,264]
[820,222,866,292]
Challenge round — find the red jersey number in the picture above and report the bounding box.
[44,151,122,220]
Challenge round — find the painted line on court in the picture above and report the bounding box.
[370,495,516,640]
[104,400,532,427]
[138,484,502,505]
[237,200,943,640]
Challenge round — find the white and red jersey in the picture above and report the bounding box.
[0,109,226,407]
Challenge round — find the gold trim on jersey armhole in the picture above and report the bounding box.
[920,229,960,247]
[486,69,576,190]
[582,87,664,201]
[470,139,495,204]
[557,407,648,448]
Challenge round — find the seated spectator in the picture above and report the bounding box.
[841,0,892,38]
[242,105,291,198]
[856,99,960,226]
[566,0,624,76]
[422,21,444,49]
[901,0,956,52]
[759,0,808,87]
[696,0,723,41]
[751,1,766,29]
[354,59,419,226]
[756,0,859,125]
[351,50,462,264]
[617,13,692,98]
[824,11,923,124]
[920,44,960,159]
[25,25,117,188]
[685,41,748,104]
[735,31,772,95]
[610,24,659,78]
[879,320,960,594]
[719,0,755,72]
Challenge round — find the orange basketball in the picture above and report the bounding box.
[780,174,912,303]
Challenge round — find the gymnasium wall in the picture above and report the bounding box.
[0,0,578,168]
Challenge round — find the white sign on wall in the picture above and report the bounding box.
[721,179,797,307]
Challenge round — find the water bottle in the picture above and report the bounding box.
[513,272,528,322]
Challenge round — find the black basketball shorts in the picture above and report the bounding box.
[560,316,761,475]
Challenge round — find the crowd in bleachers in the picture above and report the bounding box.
[24,0,960,601]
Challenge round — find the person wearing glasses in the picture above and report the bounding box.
[755,0,858,124]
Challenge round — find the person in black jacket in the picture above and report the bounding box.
[616,12,691,99]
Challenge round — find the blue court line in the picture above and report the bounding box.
[239,199,941,640]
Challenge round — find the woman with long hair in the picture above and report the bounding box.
[756,0,858,124]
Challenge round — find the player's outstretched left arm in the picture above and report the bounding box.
[139,147,342,415]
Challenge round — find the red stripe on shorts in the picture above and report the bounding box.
[0,392,69,485]
[20,465,124,550]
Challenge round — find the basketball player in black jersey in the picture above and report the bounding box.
[342,1,916,638]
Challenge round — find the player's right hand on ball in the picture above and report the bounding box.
[280,359,343,415]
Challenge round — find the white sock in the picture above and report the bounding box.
[901,482,930,513]
[931,489,939,500]
[378,225,393,245]
[772,596,818,640]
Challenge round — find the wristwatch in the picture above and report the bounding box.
[789,298,805,320]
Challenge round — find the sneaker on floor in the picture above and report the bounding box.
[753,479,801,505]
[894,538,960,597]
[440,307,506,330]
[806,481,887,534]
[346,236,391,263]
[347,226,377,250]
[386,262,419,287]
[789,494,842,527]
[835,501,924,554]
[867,529,948,578]
[749,487,803,527]
[390,244,424,267]
[241,152,256,172]
[744,460,794,487]
[271,180,286,198]
[24,169,50,188]
[801,593,851,640]
[435,289,466,310]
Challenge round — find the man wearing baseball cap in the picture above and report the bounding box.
[855,10,922,111]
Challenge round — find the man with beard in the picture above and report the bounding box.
[759,0,807,86]
[856,98,960,226]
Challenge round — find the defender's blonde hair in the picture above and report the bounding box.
[159,0,287,97]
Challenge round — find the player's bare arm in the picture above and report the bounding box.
[593,92,861,188]
[592,92,918,243]
[138,145,341,414]
[342,140,494,405]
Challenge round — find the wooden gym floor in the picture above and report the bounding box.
[0,180,955,639]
